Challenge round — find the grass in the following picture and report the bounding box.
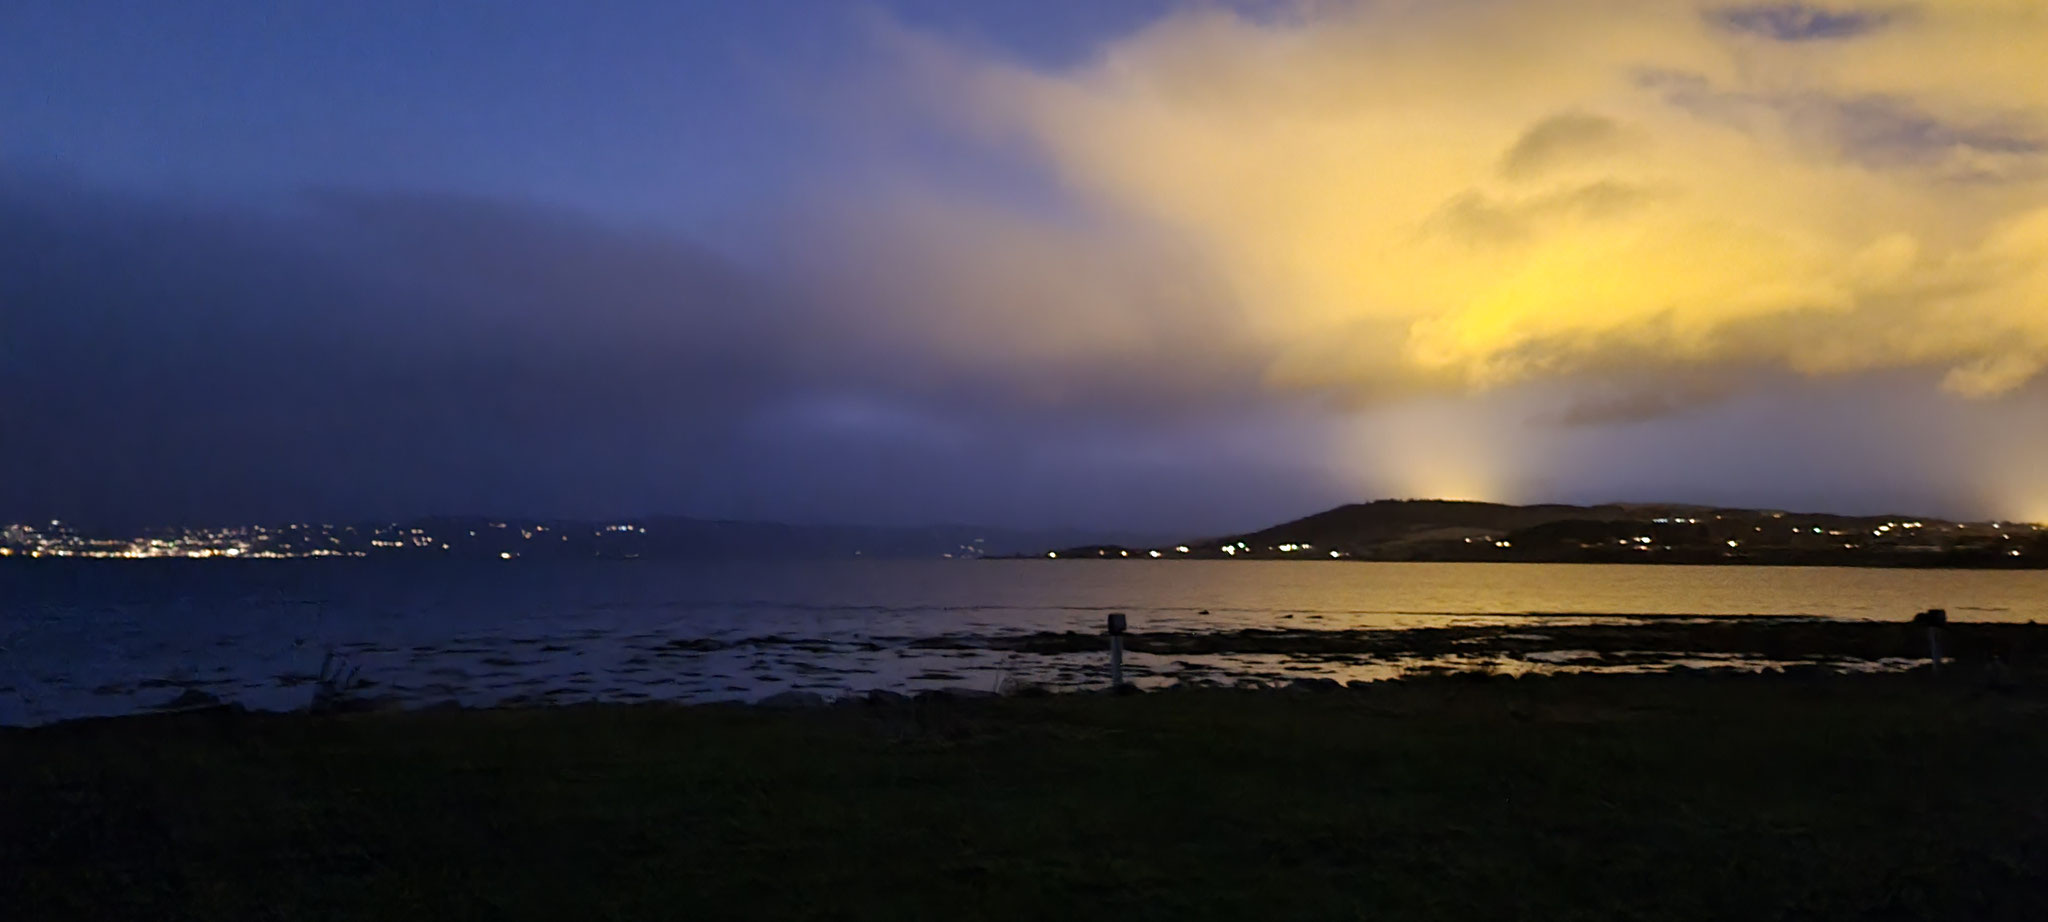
[6,673,2048,920]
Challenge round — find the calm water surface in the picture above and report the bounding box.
[4,560,2043,724]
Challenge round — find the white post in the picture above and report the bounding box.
[1107,613,1127,689]
[1915,608,1947,678]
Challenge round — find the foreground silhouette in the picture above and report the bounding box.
[6,672,2045,920]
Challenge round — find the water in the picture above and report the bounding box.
[4,559,2044,725]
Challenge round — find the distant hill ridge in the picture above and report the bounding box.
[1046,499,2048,568]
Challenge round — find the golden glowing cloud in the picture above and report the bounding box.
[925,0,2048,400]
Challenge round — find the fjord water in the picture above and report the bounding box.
[5,560,2046,725]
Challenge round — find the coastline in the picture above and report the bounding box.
[10,613,2048,727]
[1019,554,2048,570]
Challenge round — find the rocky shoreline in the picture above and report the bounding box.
[12,615,2040,727]
[51,616,2028,725]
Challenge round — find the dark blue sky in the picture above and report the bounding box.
[5,1,2046,530]
[1,1,1170,222]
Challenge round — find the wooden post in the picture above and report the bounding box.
[1107,613,1127,689]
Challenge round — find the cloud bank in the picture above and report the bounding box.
[9,2,2047,528]
[884,0,2048,401]
[0,176,1338,529]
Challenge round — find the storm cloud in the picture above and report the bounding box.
[6,0,2048,530]
[0,175,1332,530]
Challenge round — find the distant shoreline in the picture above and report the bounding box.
[6,554,2047,571]
[1005,553,2048,570]
[1042,498,2048,569]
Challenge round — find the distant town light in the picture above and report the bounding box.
[1175,545,1191,553]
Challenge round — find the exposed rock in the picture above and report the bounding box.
[1987,657,2019,692]
[757,690,828,708]
[915,687,998,702]
[314,694,406,715]
[995,676,1050,697]
[155,688,225,711]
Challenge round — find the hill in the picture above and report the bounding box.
[1048,499,2048,568]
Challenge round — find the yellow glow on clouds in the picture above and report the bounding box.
[1977,438,2048,526]
[1334,399,1531,503]
[919,0,2048,400]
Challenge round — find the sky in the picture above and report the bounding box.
[3,0,2046,532]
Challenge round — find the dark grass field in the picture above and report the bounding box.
[7,673,2048,920]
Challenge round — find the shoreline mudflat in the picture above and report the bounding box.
[7,672,2048,920]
